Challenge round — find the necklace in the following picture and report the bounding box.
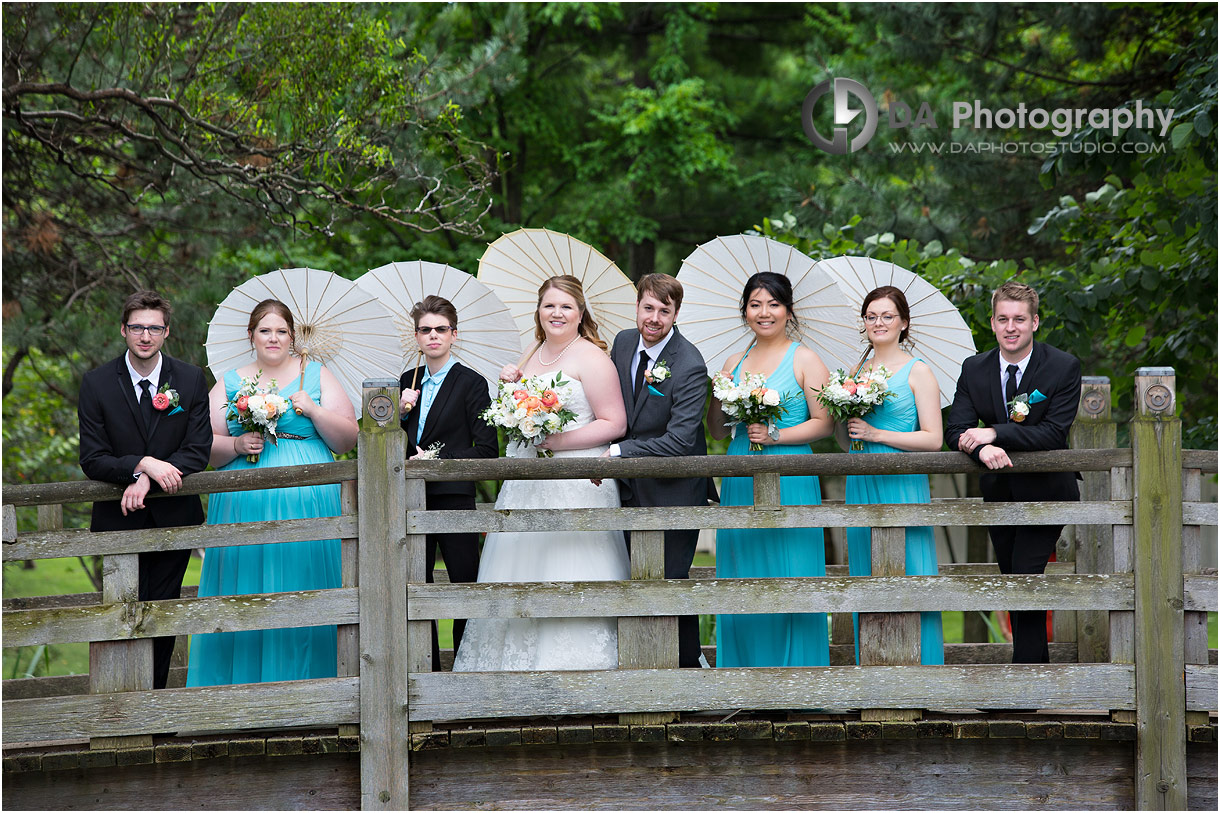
[538,336,580,366]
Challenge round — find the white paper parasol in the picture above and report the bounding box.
[354,260,522,396]
[812,255,977,408]
[477,228,637,352]
[675,234,860,374]
[205,267,401,410]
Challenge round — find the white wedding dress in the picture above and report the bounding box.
[452,374,630,671]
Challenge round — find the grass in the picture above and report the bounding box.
[6,553,1217,675]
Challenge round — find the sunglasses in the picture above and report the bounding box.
[415,325,454,335]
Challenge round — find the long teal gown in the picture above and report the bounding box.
[186,361,342,686]
[716,342,830,667]
[846,358,944,665]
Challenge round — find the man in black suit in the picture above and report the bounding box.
[399,295,498,669]
[607,274,716,668]
[78,290,212,688]
[946,280,1081,664]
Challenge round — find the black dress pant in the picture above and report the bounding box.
[424,492,481,671]
[624,527,702,668]
[138,549,192,689]
[986,522,1061,664]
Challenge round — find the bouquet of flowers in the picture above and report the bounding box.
[481,373,577,457]
[226,371,292,463]
[711,371,787,451]
[812,365,894,450]
[415,441,445,460]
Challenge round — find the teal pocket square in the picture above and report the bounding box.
[168,406,184,416]
[647,385,664,397]
[1028,389,1047,404]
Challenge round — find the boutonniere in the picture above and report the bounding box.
[644,359,670,384]
[415,441,445,460]
[1007,393,1031,422]
[153,383,182,414]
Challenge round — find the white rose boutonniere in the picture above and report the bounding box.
[644,359,670,384]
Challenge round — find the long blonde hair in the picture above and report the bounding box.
[532,275,607,351]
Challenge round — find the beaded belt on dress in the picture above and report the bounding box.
[275,432,307,440]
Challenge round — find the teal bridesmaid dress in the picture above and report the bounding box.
[716,342,830,667]
[845,358,944,664]
[186,361,342,685]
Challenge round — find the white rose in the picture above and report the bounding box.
[762,389,781,407]
[1013,401,1030,416]
[520,418,538,437]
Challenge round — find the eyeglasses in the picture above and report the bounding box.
[415,325,454,335]
[126,324,167,336]
[863,314,898,325]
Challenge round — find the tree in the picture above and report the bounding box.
[3,2,500,394]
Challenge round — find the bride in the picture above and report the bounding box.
[452,274,630,671]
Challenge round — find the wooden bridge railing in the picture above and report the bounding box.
[2,368,1216,810]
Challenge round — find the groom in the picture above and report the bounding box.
[608,274,716,668]
[946,280,1081,664]
[78,290,212,688]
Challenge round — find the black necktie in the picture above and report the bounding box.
[633,349,648,396]
[1005,364,1019,405]
[139,379,154,431]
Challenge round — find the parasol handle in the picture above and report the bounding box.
[848,346,872,380]
[294,350,308,414]
[513,342,541,377]
[400,351,424,413]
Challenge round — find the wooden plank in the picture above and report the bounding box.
[690,561,1079,580]
[1,460,356,506]
[407,574,1136,619]
[3,588,359,647]
[859,525,921,722]
[1182,449,1219,472]
[3,585,197,611]
[405,477,433,734]
[407,664,1136,720]
[620,528,677,725]
[408,739,1139,811]
[356,447,1135,483]
[3,515,356,562]
[357,379,409,810]
[337,479,360,738]
[1109,463,1135,726]
[4,752,360,812]
[1131,367,1186,810]
[1071,379,1116,664]
[406,500,1130,535]
[1185,664,1217,712]
[1182,468,1209,726]
[88,552,151,750]
[1,503,16,543]
[1,676,360,743]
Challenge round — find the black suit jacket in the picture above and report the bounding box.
[400,362,498,498]
[78,353,212,531]
[945,341,1081,503]
[610,326,717,508]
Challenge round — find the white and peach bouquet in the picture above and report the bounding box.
[812,365,894,450]
[712,370,787,451]
[226,371,292,462]
[482,373,577,457]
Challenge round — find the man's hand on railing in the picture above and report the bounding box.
[138,456,184,493]
[120,475,151,516]
[978,445,1012,470]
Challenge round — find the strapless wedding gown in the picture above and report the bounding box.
[452,374,630,671]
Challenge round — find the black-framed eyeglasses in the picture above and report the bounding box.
[415,325,454,335]
[126,324,167,336]
[863,314,898,325]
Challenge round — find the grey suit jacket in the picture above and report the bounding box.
[611,326,717,507]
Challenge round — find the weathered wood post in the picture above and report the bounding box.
[859,523,921,722]
[1181,462,1208,728]
[86,498,153,750]
[961,475,991,643]
[618,523,678,725]
[1130,367,1185,810]
[357,379,408,810]
[338,479,359,738]
[1071,377,1115,663]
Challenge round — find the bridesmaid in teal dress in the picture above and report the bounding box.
[842,285,944,665]
[187,299,358,686]
[709,272,834,667]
